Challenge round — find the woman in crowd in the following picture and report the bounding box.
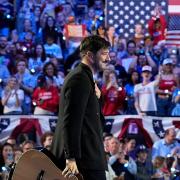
[152,156,171,180]
[42,16,58,43]
[125,71,140,114]
[0,143,14,176]
[32,75,59,115]
[96,24,108,40]
[148,4,167,45]
[42,62,61,88]
[124,138,136,160]
[157,58,178,116]
[128,50,157,75]
[171,78,180,116]
[106,26,118,51]
[101,71,126,116]
[1,76,24,115]
[28,43,46,77]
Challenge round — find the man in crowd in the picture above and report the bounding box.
[152,128,180,161]
[15,59,35,114]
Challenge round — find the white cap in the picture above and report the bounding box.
[142,65,152,72]
[163,58,173,65]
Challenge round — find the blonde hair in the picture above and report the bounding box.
[153,156,165,168]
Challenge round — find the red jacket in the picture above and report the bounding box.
[101,85,126,116]
[148,15,167,45]
[32,86,59,112]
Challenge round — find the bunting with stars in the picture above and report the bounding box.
[0,115,179,146]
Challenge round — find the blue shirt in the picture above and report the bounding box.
[0,65,10,98]
[152,139,180,160]
[125,83,134,97]
[15,71,36,104]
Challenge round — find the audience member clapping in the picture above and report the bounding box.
[152,128,180,161]
[15,59,35,114]
[1,76,24,115]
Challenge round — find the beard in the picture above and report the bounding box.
[93,56,101,72]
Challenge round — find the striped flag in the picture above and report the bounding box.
[166,0,180,47]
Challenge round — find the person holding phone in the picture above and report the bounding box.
[101,71,126,116]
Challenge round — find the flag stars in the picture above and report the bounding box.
[140,1,145,6]
[140,10,145,15]
[109,10,114,15]
[130,29,134,33]
[151,10,155,15]
[145,15,150,19]
[135,15,140,20]
[161,1,166,6]
[119,1,124,6]
[135,6,140,10]
[125,33,129,37]
[151,1,155,6]
[119,10,124,15]
[124,15,129,19]
[114,24,119,28]
[114,6,119,10]
[109,1,114,6]
[130,19,134,24]
[125,6,129,11]
[159,131,165,138]
[119,19,124,24]
[129,1,135,6]
[154,121,160,127]
[140,19,145,24]
[50,121,56,127]
[119,29,124,33]
[130,10,134,15]
[114,15,119,19]
[125,24,129,28]
[109,19,114,24]
[145,6,150,10]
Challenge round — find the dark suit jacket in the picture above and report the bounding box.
[51,63,107,170]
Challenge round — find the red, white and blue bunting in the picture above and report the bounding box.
[0,115,179,146]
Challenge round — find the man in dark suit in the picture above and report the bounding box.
[51,35,111,180]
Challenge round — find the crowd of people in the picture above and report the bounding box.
[0,127,179,180]
[0,0,179,179]
[0,0,179,116]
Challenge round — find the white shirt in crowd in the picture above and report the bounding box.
[2,89,24,114]
[134,81,157,112]
[44,43,63,59]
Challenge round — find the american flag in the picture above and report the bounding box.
[166,0,180,47]
[105,0,168,39]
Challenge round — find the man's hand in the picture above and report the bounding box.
[62,159,79,179]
